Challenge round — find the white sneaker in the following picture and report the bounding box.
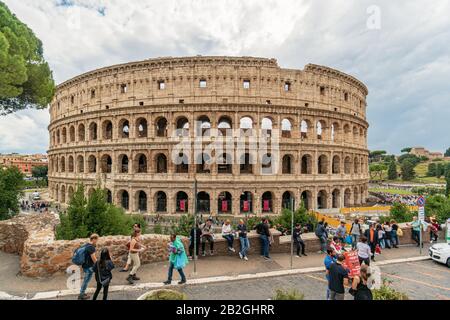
[239,252,243,259]
[244,256,248,261]
[230,248,236,252]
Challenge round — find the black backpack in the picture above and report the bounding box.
[256,222,264,235]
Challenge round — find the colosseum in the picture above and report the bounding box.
[47,56,369,216]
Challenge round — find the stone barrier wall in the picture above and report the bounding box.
[0,214,442,278]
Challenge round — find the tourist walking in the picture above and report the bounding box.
[350,218,362,250]
[364,223,378,261]
[293,223,307,257]
[200,218,215,256]
[323,247,336,300]
[356,236,372,266]
[315,221,328,254]
[120,223,141,272]
[92,248,115,301]
[189,223,202,259]
[78,233,99,300]
[126,230,145,284]
[164,234,188,285]
[349,264,373,300]
[222,219,236,252]
[328,254,349,300]
[237,219,250,260]
[257,218,271,260]
[336,221,347,243]
[390,220,400,248]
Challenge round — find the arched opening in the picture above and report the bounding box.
[56,129,61,144]
[344,156,352,174]
[156,154,167,173]
[261,153,273,175]
[344,188,352,207]
[301,190,312,210]
[282,191,294,209]
[217,191,232,214]
[282,155,293,174]
[68,156,74,172]
[60,185,66,203]
[239,116,253,136]
[240,153,253,174]
[62,127,67,143]
[197,191,210,213]
[136,118,148,138]
[332,155,340,174]
[54,184,59,201]
[137,191,147,212]
[155,191,167,212]
[120,119,130,138]
[136,154,147,173]
[197,115,211,136]
[240,191,253,213]
[68,186,74,201]
[218,116,232,136]
[318,155,328,174]
[301,154,312,174]
[176,191,188,213]
[102,120,113,140]
[281,119,292,138]
[176,117,189,136]
[354,157,360,174]
[217,153,232,174]
[317,190,327,209]
[119,190,129,210]
[119,154,129,173]
[354,187,360,205]
[101,154,112,173]
[331,122,339,142]
[69,126,75,142]
[106,189,112,204]
[196,153,211,173]
[156,117,168,137]
[361,187,365,204]
[353,126,359,143]
[344,124,351,141]
[89,122,98,141]
[78,123,85,141]
[77,155,84,173]
[332,189,340,208]
[175,153,189,173]
[60,156,66,173]
[261,117,273,136]
[87,155,96,173]
[262,191,273,213]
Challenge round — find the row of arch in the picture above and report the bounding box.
[50,115,367,146]
[49,152,368,176]
[51,185,368,213]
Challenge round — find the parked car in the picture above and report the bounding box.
[429,243,450,268]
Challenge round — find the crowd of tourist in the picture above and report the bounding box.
[373,192,420,206]
[20,200,50,213]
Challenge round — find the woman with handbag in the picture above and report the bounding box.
[164,234,188,285]
[92,248,115,300]
[349,264,373,300]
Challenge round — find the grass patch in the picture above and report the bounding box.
[272,289,304,300]
[369,188,414,195]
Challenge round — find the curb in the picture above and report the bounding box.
[27,255,431,300]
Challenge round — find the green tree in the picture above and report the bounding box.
[389,202,414,223]
[387,161,398,180]
[369,163,387,180]
[446,169,450,197]
[425,195,450,223]
[427,163,437,177]
[0,2,55,114]
[275,206,318,232]
[369,150,387,162]
[0,166,24,220]
[436,163,446,178]
[401,147,412,153]
[400,159,416,181]
[397,154,420,166]
[31,165,48,186]
[445,147,450,157]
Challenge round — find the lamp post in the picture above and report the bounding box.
[193,179,198,274]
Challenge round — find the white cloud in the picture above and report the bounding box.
[1,0,450,154]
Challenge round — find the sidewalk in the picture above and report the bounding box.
[0,242,432,297]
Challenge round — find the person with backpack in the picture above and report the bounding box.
[92,248,115,300]
[256,218,271,260]
[126,230,145,284]
[390,220,400,248]
[328,254,349,300]
[163,234,188,285]
[293,223,307,257]
[76,233,99,300]
[350,218,362,250]
[315,221,327,254]
[120,223,141,272]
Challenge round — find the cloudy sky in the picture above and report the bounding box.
[1,0,449,155]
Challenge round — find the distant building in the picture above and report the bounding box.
[0,153,48,176]
[410,147,444,160]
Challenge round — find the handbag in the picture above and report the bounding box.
[96,261,111,287]
[397,228,403,237]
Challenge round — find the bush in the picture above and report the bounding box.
[272,289,304,300]
[0,166,24,220]
[141,289,187,300]
[373,280,409,300]
[425,194,450,224]
[274,206,318,233]
[389,202,415,223]
[56,184,147,240]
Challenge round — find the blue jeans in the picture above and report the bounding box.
[379,239,385,249]
[167,262,186,282]
[80,267,93,295]
[239,237,250,257]
[351,234,360,250]
[223,234,234,248]
[391,230,399,246]
[319,236,327,253]
[260,235,270,258]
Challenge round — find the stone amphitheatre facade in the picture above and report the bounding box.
[47,56,369,216]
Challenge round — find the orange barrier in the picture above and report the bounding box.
[314,212,352,233]
[340,206,418,214]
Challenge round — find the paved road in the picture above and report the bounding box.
[55,259,450,300]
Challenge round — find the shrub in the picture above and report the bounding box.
[274,206,317,233]
[142,289,187,300]
[373,280,409,300]
[153,223,163,234]
[389,202,415,223]
[272,289,304,300]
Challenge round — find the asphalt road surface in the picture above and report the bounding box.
[55,259,450,300]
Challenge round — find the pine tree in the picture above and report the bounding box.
[446,169,450,197]
[400,159,416,181]
[427,163,437,177]
[387,161,398,180]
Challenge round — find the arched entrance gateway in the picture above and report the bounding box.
[317,190,327,209]
[261,192,273,213]
[240,191,253,213]
[282,191,294,209]
[137,191,147,212]
[176,191,188,213]
[197,192,210,213]
[301,190,312,210]
[217,192,232,214]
